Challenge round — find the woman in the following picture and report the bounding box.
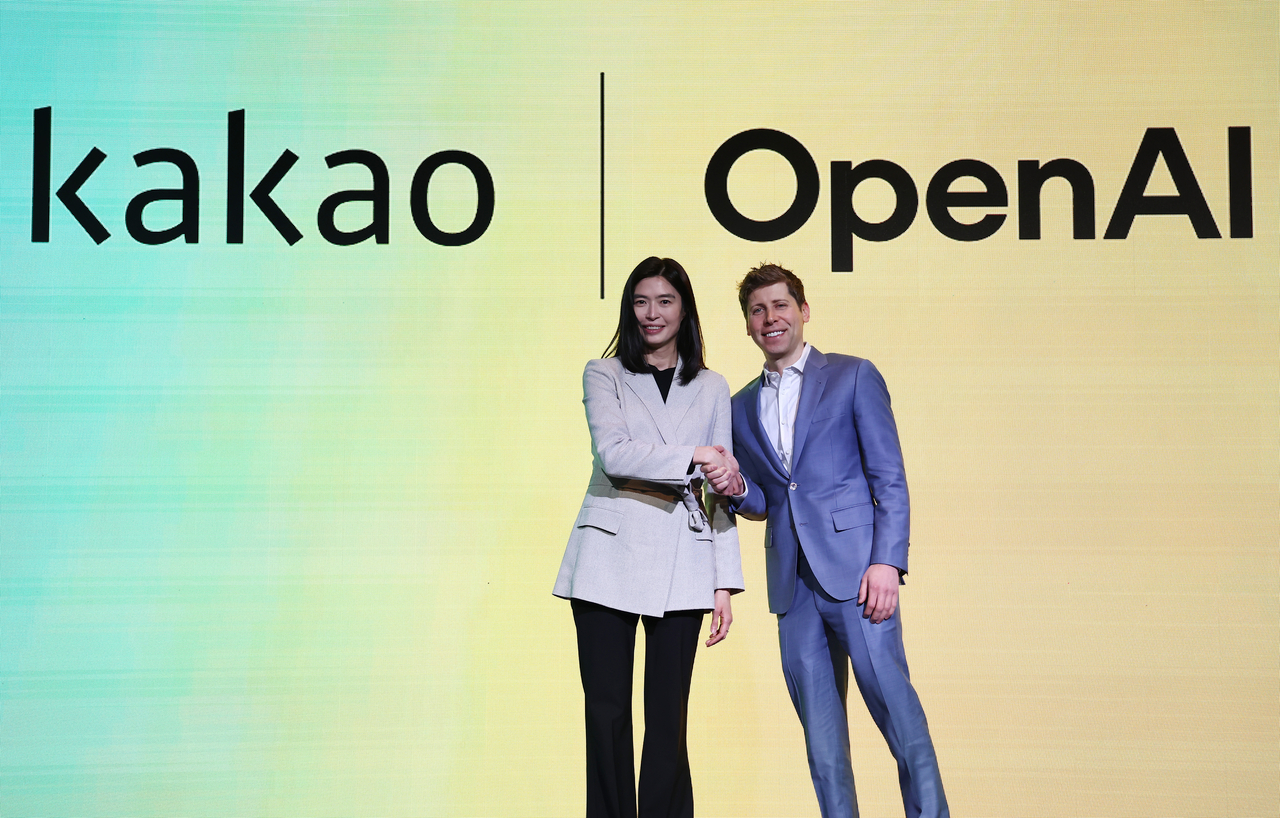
[553,256,743,818]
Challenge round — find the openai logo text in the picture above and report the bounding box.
[705,127,1254,272]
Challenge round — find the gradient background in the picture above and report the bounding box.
[2,2,1276,815]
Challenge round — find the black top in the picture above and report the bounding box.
[647,364,676,402]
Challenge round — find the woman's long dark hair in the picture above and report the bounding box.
[603,257,706,385]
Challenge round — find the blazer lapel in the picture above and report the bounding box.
[790,346,828,471]
[663,361,703,437]
[623,366,677,444]
[745,373,789,477]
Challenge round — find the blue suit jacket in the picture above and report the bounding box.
[731,348,909,614]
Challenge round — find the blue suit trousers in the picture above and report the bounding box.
[778,567,949,818]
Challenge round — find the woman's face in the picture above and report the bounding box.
[632,276,684,353]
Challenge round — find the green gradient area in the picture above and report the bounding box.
[2,3,584,813]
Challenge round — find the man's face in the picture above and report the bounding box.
[745,281,809,366]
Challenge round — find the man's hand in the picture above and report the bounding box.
[706,589,733,646]
[701,445,744,496]
[858,563,900,624]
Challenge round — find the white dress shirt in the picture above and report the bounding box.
[730,344,812,501]
[760,343,812,473]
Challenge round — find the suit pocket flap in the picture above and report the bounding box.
[831,503,873,531]
[576,505,622,534]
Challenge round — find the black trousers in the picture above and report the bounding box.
[571,599,705,818]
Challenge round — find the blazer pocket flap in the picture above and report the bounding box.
[576,505,623,534]
[831,503,874,531]
[810,405,843,423]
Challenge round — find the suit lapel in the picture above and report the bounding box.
[745,373,788,477]
[790,347,828,471]
[623,366,676,444]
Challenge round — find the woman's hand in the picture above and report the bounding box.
[706,589,733,647]
[700,445,743,496]
[693,445,729,471]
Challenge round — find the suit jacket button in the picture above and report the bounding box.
[789,482,797,490]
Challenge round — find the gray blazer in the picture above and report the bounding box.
[554,357,744,617]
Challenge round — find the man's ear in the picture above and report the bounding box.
[801,302,810,323]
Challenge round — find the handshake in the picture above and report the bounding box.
[696,444,744,497]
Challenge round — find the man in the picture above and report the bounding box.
[703,264,947,818]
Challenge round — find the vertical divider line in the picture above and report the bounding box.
[600,72,605,299]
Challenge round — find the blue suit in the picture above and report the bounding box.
[731,348,947,818]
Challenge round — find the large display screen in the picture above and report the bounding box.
[3,2,1276,815]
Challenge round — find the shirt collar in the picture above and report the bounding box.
[761,343,811,383]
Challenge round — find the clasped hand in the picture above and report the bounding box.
[698,444,743,496]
